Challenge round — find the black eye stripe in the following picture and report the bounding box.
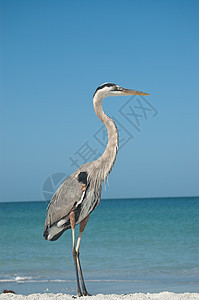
[93,83,116,97]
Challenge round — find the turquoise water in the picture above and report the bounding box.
[0,197,199,295]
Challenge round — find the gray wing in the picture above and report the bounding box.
[43,167,89,239]
[43,161,103,241]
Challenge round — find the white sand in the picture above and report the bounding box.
[1,292,199,300]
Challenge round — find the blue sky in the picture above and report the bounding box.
[1,0,199,202]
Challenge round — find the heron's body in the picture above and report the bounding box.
[44,161,103,241]
[43,83,149,296]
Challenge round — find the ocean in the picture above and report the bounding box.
[0,197,199,295]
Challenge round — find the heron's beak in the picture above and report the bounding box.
[122,88,150,96]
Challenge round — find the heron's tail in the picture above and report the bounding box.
[43,220,69,241]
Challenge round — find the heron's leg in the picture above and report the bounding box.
[76,214,91,296]
[70,211,82,297]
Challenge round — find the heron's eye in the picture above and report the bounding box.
[113,86,119,91]
[114,86,122,91]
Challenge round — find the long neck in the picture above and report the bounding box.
[93,93,119,182]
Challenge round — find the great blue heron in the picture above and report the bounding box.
[43,83,149,296]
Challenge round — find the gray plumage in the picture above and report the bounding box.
[43,162,104,241]
[43,83,119,241]
[43,83,149,296]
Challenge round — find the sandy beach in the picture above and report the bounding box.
[1,292,199,300]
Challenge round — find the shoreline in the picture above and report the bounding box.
[1,278,199,297]
[1,292,199,300]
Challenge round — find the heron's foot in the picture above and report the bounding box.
[77,291,83,297]
[83,291,92,296]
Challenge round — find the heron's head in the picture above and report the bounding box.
[93,83,149,98]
